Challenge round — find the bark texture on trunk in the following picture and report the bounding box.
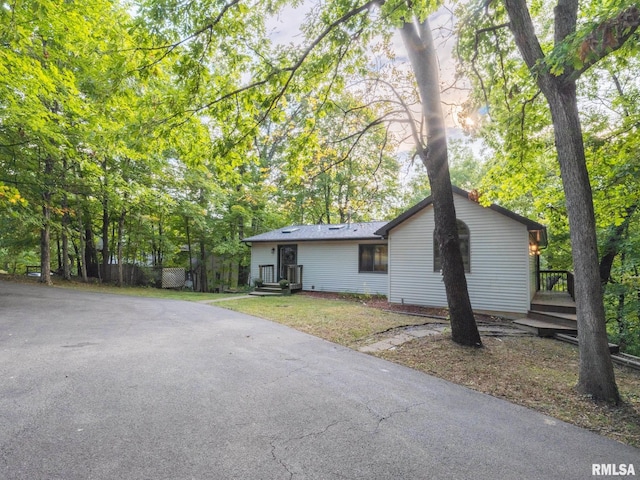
[199,240,208,293]
[401,18,481,347]
[546,84,619,401]
[504,0,619,401]
[117,209,126,287]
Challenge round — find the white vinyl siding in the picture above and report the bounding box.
[249,243,279,283]
[249,240,387,295]
[388,195,532,314]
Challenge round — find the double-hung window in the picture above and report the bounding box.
[359,244,388,273]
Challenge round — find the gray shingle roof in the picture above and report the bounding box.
[244,188,547,246]
[243,221,388,243]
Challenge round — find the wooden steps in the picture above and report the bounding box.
[513,318,577,337]
[250,282,286,297]
[513,292,577,337]
[527,310,577,328]
[514,292,621,354]
[249,282,302,297]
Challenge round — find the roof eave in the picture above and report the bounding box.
[375,186,547,237]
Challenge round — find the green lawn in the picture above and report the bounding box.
[219,294,436,345]
[0,274,245,302]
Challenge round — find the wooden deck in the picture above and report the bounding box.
[513,291,620,353]
[249,282,303,297]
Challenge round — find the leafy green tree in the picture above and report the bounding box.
[264,93,402,224]
[132,0,483,345]
[457,0,640,400]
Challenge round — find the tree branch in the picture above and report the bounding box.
[504,0,546,72]
[133,0,242,71]
[569,6,640,81]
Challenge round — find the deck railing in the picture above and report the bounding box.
[285,265,303,288]
[258,264,275,283]
[538,270,574,299]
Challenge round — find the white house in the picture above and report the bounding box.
[242,221,389,296]
[243,187,547,314]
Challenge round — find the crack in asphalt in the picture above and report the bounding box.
[364,401,428,434]
[267,401,427,479]
[269,420,349,479]
[270,440,294,480]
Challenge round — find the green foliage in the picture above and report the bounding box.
[456,0,640,352]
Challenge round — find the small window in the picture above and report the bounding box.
[434,220,470,273]
[359,244,388,273]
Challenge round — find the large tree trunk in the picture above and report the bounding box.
[61,196,71,281]
[504,0,619,402]
[117,208,126,287]
[546,85,619,402]
[61,222,71,280]
[401,18,481,347]
[84,225,99,278]
[39,156,54,286]
[40,202,52,285]
[77,209,88,282]
[199,239,208,293]
[101,201,109,283]
[61,158,71,281]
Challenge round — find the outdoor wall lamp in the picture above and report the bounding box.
[271,248,275,254]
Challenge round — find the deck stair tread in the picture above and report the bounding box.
[250,282,303,297]
[527,310,577,327]
[531,292,575,309]
[530,303,576,314]
[512,291,578,337]
[513,318,577,337]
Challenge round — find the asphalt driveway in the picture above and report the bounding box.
[0,280,637,479]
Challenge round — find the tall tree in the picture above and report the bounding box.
[458,0,640,400]
[399,17,481,346]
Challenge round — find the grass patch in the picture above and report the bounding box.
[222,294,640,448]
[220,295,435,345]
[0,274,244,302]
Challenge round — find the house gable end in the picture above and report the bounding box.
[376,186,546,245]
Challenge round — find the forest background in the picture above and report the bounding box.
[1,0,638,354]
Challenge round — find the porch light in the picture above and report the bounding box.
[529,243,540,255]
[271,247,275,254]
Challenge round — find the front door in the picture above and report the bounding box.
[278,244,297,280]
